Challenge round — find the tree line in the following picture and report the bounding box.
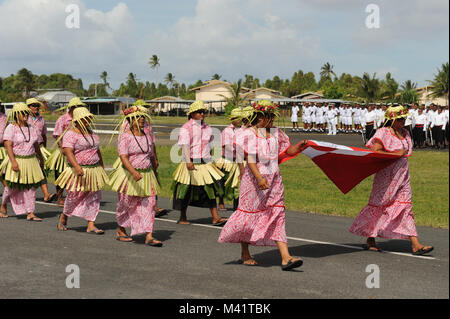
[0,60,448,106]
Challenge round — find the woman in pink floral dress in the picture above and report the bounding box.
[349,106,434,255]
[0,103,45,221]
[55,107,108,234]
[109,106,162,246]
[218,100,308,271]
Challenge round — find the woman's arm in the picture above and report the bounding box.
[247,154,269,190]
[4,140,19,172]
[371,140,407,156]
[120,154,142,182]
[285,139,308,156]
[34,142,44,168]
[64,148,84,176]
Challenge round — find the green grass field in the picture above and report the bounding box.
[89,145,449,229]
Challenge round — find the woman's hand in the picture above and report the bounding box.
[295,140,309,152]
[257,176,269,190]
[132,171,142,182]
[186,162,196,171]
[11,160,20,172]
[75,166,84,177]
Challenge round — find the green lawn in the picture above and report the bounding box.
[92,145,449,229]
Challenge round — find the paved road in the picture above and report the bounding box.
[0,188,448,299]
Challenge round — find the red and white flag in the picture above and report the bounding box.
[296,140,402,194]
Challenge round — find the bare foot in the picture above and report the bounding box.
[26,213,42,222]
[177,220,191,225]
[241,258,258,266]
[365,238,382,252]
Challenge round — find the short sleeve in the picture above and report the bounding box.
[236,128,257,155]
[118,133,130,156]
[178,125,190,146]
[3,125,15,142]
[62,130,78,149]
[277,129,291,155]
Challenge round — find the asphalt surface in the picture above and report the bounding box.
[0,189,448,299]
[2,121,448,300]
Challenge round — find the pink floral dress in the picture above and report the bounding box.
[0,113,7,145]
[62,130,102,222]
[349,127,418,239]
[115,131,156,236]
[1,124,40,215]
[221,124,237,160]
[218,127,292,246]
[53,113,72,138]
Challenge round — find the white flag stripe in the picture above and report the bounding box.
[330,149,369,157]
[311,140,353,151]
[302,147,327,159]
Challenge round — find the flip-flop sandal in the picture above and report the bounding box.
[281,258,303,271]
[44,194,56,203]
[0,213,8,218]
[412,246,434,256]
[87,228,105,235]
[27,217,42,222]
[116,235,133,242]
[176,220,191,225]
[212,219,228,226]
[238,259,258,266]
[145,239,163,247]
[363,244,383,252]
[57,221,68,231]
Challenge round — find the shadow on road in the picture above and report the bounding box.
[131,230,175,244]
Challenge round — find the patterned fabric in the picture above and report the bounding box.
[221,124,237,159]
[62,130,100,165]
[63,190,101,222]
[3,124,39,156]
[0,113,7,144]
[178,119,214,160]
[118,131,154,169]
[1,187,36,215]
[218,127,291,247]
[349,127,418,239]
[28,115,47,144]
[53,113,72,138]
[121,121,156,142]
[116,193,156,236]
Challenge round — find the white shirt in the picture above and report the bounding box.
[431,112,448,127]
[413,114,428,130]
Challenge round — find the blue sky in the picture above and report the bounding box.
[0,0,448,91]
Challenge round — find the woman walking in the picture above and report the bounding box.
[172,100,227,226]
[218,100,307,271]
[216,108,242,212]
[55,107,109,234]
[0,103,45,221]
[349,105,434,255]
[46,97,84,207]
[109,106,162,246]
[26,98,55,203]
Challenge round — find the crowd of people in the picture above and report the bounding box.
[0,98,434,273]
[290,102,449,150]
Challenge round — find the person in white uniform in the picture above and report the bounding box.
[412,107,427,148]
[291,104,300,132]
[326,104,338,135]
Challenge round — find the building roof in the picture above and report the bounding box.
[248,87,283,95]
[190,80,233,91]
[291,92,324,99]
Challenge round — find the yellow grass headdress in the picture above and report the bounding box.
[108,105,153,145]
[252,100,280,117]
[229,108,243,121]
[187,100,208,116]
[26,98,43,107]
[7,102,32,123]
[385,105,410,121]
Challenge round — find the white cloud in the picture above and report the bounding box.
[0,0,134,83]
[140,0,321,83]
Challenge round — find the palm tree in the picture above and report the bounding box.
[218,79,251,115]
[148,55,160,84]
[211,74,222,80]
[428,62,449,106]
[320,62,337,81]
[100,71,110,95]
[400,80,417,91]
[382,72,398,102]
[16,68,34,98]
[164,73,175,90]
[358,72,380,102]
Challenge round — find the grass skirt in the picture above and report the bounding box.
[45,148,68,173]
[40,145,51,162]
[0,146,7,162]
[109,165,160,197]
[55,164,109,192]
[172,162,224,209]
[215,157,242,200]
[0,155,44,190]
